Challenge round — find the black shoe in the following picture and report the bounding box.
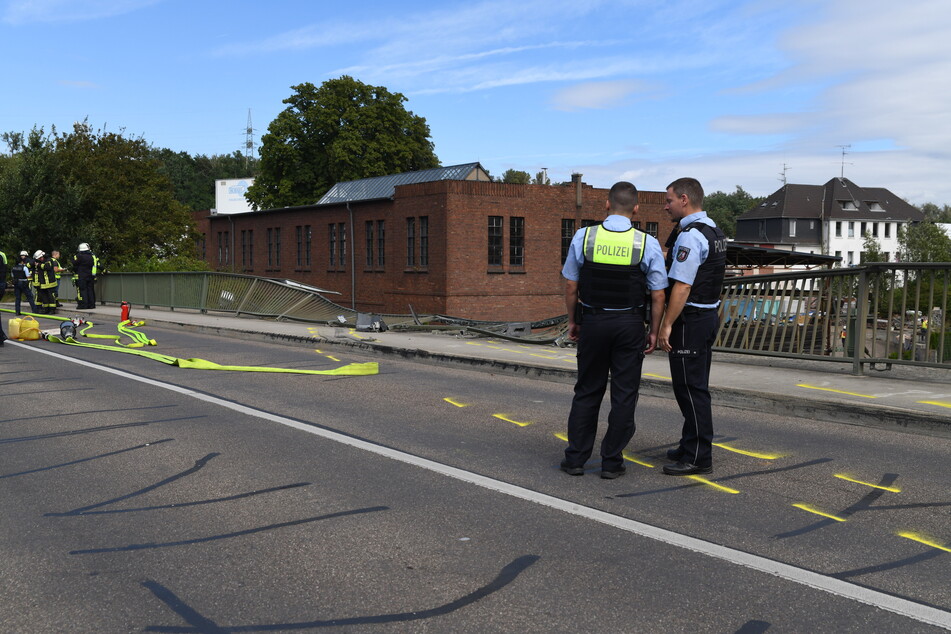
[663,462,712,476]
[560,461,585,476]
[600,465,626,479]
[666,448,684,461]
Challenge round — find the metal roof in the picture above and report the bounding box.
[727,243,841,269]
[317,162,489,205]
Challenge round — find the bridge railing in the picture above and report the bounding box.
[717,263,949,374]
[97,272,419,325]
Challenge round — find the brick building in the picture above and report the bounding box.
[192,163,670,321]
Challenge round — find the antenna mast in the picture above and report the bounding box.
[779,164,791,185]
[835,144,851,178]
[244,109,255,172]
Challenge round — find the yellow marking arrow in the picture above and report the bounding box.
[713,443,784,460]
[917,400,951,409]
[797,384,877,398]
[465,341,483,346]
[687,476,740,494]
[792,503,846,522]
[493,414,532,427]
[444,398,469,408]
[834,474,901,492]
[622,452,654,468]
[897,532,951,552]
[554,432,568,442]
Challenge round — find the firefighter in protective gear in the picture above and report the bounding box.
[32,250,58,314]
[11,251,37,315]
[73,242,99,309]
[50,250,65,307]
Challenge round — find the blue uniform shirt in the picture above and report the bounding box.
[562,215,668,308]
[668,211,720,308]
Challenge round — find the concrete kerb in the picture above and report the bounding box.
[81,311,951,437]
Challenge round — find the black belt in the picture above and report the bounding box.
[581,306,638,315]
[682,305,717,314]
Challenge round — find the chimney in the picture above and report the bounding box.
[572,173,583,209]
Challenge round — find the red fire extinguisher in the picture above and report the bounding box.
[120,301,131,322]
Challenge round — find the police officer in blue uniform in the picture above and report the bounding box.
[658,177,727,475]
[560,182,668,478]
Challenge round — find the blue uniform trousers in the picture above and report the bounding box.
[668,307,719,467]
[565,311,646,472]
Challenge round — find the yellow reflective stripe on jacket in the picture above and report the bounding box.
[582,225,646,266]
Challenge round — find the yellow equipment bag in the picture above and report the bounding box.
[17,316,40,340]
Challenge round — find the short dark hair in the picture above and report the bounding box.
[608,181,638,212]
[667,177,704,209]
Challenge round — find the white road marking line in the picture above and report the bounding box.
[18,342,951,631]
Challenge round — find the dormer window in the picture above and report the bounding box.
[842,200,858,211]
[868,202,884,212]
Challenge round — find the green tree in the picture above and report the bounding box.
[705,186,764,238]
[898,222,951,263]
[500,169,531,184]
[861,234,887,263]
[918,202,951,223]
[151,148,258,211]
[246,77,438,210]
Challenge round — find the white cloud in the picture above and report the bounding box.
[709,113,807,135]
[3,0,159,24]
[551,80,653,111]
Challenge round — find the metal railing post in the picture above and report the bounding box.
[853,267,870,375]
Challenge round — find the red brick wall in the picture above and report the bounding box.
[201,180,669,321]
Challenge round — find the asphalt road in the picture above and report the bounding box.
[2,322,950,632]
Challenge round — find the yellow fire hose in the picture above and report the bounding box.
[2,309,378,376]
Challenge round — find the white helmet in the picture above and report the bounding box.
[34,250,45,260]
[78,242,90,252]
[19,250,28,257]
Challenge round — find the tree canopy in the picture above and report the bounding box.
[0,122,200,268]
[898,221,951,263]
[500,169,531,184]
[704,186,764,238]
[246,77,438,210]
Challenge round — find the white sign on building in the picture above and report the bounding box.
[214,178,255,214]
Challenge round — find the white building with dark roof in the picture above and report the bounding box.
[735,177,924,266]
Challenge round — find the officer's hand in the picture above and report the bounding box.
[645,332,657,354]
[568,322,581,342]
[658,324,672,352]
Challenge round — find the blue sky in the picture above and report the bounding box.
[2,0,950,204]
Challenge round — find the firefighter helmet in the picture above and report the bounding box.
[78,242,90,252]
[33,250,45,260]
[19,250,28,257]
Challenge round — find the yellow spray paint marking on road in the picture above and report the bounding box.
[797,384,877,398]
[834,474,901,492]
[444,398,469,408]
[530,354,558,359]
[493,414,533,427]
[644,373,670,380]
[622,452,654,468]
[326,356,340,362]
[792,503,847,522]
[713,443,784,460]
[917,400,951,409]
[554,432,568,442]
[687,476,740,494]
[897,532,951,553]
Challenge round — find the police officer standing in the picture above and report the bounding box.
[73,242,99,309]
[11,251,38,315]
[658,177,727,476]
[560,182,668,478]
